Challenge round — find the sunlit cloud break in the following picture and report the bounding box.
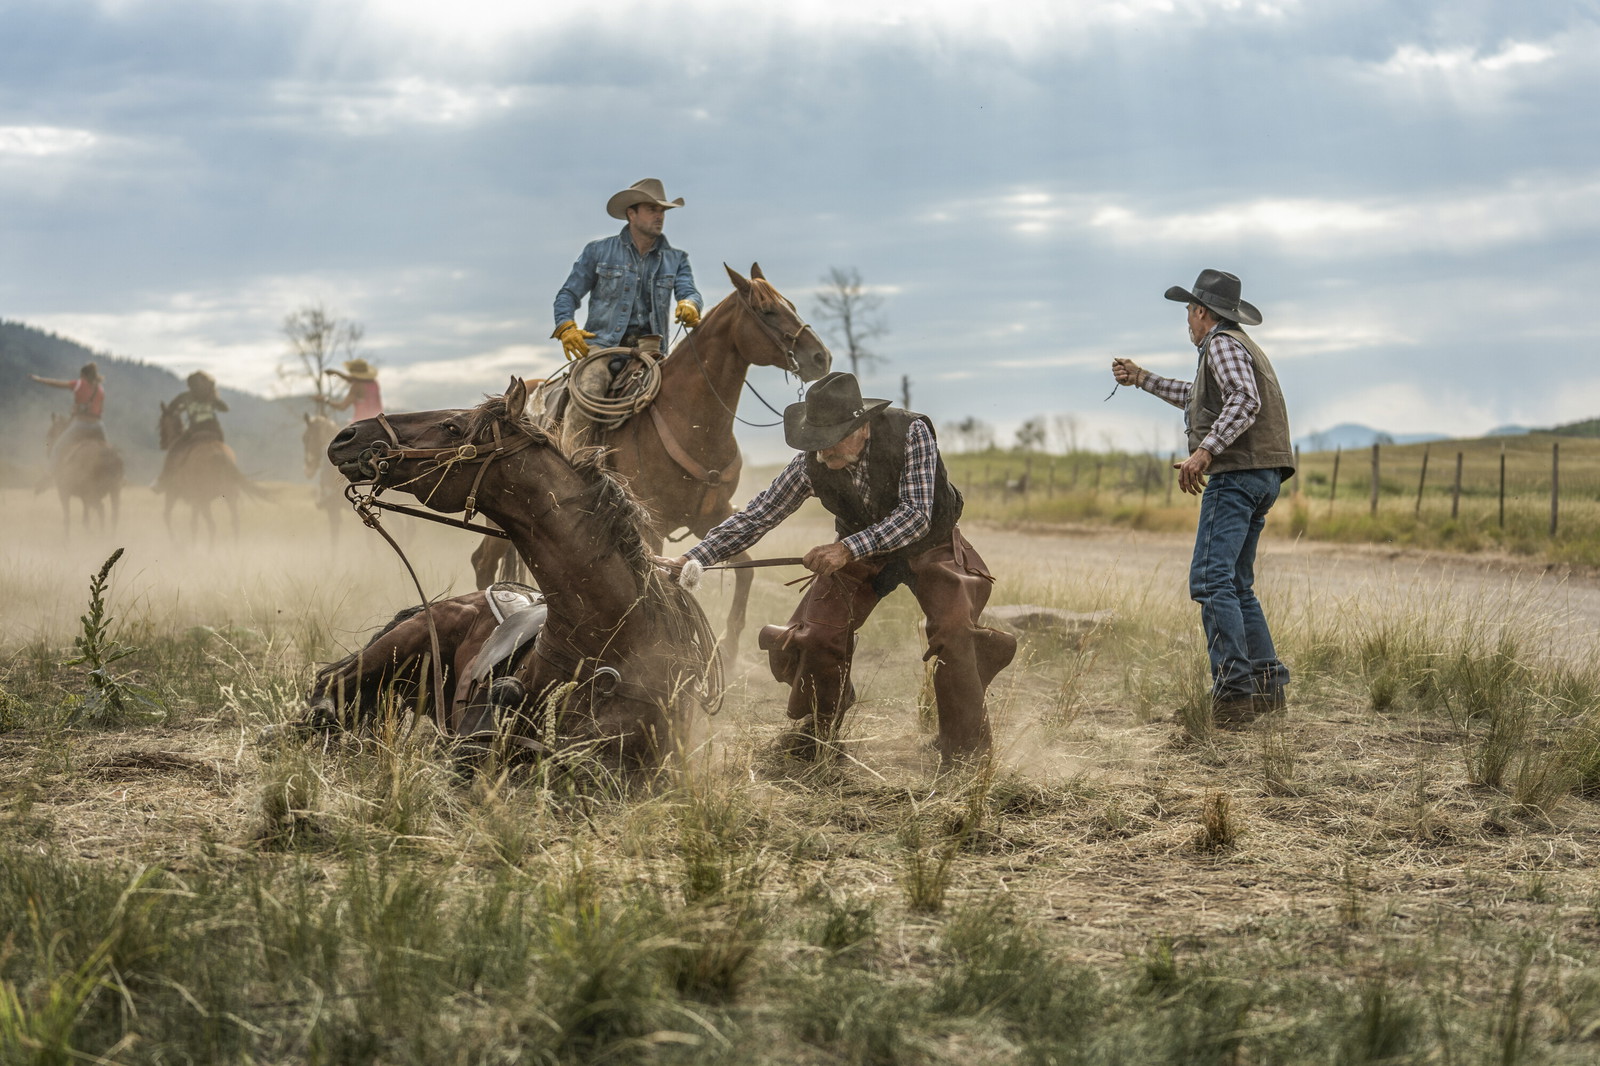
[0,126,98,157]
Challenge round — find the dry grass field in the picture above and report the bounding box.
[6,483,1600,1063]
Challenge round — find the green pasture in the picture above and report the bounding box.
[940,433,1600,564]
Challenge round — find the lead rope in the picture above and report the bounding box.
[352,490,449,737]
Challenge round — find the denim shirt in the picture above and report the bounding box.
[553,226,702,348]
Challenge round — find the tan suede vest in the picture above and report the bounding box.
[1186,329,1295,478]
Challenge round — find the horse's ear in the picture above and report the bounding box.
[303,412,312,425]
[724,263,750,295]
[750,262,765,281]
[505,376,528,417]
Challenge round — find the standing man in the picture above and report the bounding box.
[552,178,702,360]
[661,372,1017,762]
[1111,269,1294,726]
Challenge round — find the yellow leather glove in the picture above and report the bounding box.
[674,299,701,329]
[553,320,595,360]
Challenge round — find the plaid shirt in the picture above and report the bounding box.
[686,419,939,566]
[1141,326,1260,455]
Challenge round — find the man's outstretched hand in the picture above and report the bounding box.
[803,542,853,577]
[1175,448,1213,495]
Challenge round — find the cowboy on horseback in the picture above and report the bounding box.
[325,358,384,422]
[156,370,229,492]
[552,178,703,362]
[662,372,1018,763]
[31,362,107,453]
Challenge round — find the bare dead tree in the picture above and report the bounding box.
[814,267,888,379]
[281,304,364,415]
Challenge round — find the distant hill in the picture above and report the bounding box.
[1486,424,1533,437]
[1547,417,1600,438]
[1,319,313,486]
[1294,423,1449,452]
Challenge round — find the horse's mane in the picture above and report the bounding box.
[747,277,787,310]
[467,391,724,707]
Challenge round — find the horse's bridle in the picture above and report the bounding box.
[350,411,597,537]
[736,291,823,377]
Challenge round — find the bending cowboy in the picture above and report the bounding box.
[663,372,1017,762]
[325,358,384,423]
[31,362,107,452]
[552,178,703,362]
[1111,269,1295,727]
[156,370,229,491]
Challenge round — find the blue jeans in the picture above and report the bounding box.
[1189,467,1290,702]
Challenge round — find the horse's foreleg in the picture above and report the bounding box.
[227,495,240,540]
[58,490,71,538]
[720,550,756,666]
[470,535,505,589]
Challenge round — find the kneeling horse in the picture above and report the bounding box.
[302,378,721,766]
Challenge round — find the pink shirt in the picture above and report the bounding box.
[348,379,383,421]
[73,379,105,419]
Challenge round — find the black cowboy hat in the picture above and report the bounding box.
[784,372,891,451]
[1164,268,1262,326]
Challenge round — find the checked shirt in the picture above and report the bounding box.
[686,419,938,567]
[1140,325,1261,455]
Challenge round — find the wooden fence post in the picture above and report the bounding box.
[1369,443,1380,518]
[1414,444,1429,516]
[1551,442,1560,538]
[1498,445,1506,528]
[1451,452,1463,519]
[1293,445,1301,498]
[1047,463,1055,498]
[1093,460,1102,494]
[1329,447,1341,517]
[1166,452,1175,506]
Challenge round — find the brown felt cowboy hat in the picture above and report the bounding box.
[784,372,891,451]
[1164,268,1262,327]
[606,178,685,221]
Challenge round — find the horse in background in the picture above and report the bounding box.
[156,400,263,544]
[302,412,345,545]
[41,413,123,534]
[472,263,831,663]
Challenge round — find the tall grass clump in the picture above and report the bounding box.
[61,548,162,726]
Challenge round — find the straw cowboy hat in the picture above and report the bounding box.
[1164,269,1262,327]
[784,372,891,452]
[606,178,685,221]
[325,358,378,381]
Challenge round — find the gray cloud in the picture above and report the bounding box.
[2,0,1598,464]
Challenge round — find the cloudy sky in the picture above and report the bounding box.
[3,0,1597,460]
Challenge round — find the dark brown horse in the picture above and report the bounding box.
[471,264,831,663]
[309,378,721,766]
[42,414,123,534]
[302,412,345,545]
[157,401,262,543]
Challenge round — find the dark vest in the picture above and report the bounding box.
[805,408,962,564]
[1186,329,1296,478]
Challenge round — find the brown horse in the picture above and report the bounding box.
[471,264,831,663]
[42,414,123,534]
[308,378,721,766]
[156,401,262,543]
[302,412,345,545]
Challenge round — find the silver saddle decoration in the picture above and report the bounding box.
[470,582,548,684]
